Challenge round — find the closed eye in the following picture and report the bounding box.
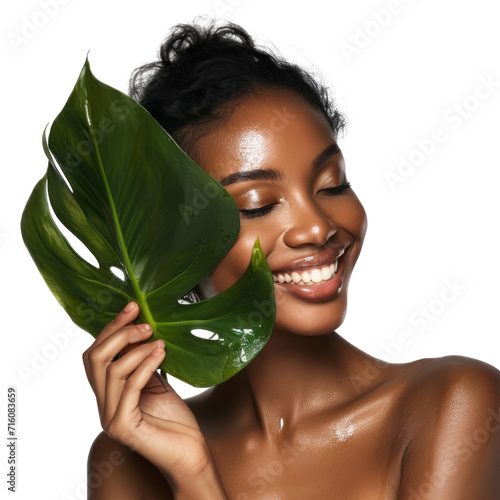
[239,181,351,219]
[239,204,277,218]
[319,180,351,195]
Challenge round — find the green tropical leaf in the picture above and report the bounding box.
[20,58,275,387]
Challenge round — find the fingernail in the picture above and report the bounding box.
[124,301,136,312]
[137,324,152,332]
[151,346,165,357]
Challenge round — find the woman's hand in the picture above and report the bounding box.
[82,301,228,499]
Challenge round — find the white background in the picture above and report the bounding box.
[2,0,500,498]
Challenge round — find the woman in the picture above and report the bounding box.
[83,21,500,499]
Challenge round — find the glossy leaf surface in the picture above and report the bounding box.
[20,59,275,387]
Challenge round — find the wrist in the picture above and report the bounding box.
[161,453,228,500]
[173,464,228,500]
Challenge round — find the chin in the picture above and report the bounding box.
[273,292,348,336]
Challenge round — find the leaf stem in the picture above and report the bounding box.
[86,100,155,331]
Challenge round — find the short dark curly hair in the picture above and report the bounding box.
[128,19,347,159]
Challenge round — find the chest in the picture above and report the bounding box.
[206,414,407,500]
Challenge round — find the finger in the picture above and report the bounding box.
[146,370,174,393]
[82,301,140,386]
[113,335,151,361]
[86,323,154,412]
[103,340,165,426]
[121,338,148,356]
[97,301,140,343]
[110,343,166,437]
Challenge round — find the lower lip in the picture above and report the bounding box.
[273,249,348,303]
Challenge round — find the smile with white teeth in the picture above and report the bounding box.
[272,259,339,286]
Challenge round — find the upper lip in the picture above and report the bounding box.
[271,243,350,275]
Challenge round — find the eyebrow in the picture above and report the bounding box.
[219,142,341,187]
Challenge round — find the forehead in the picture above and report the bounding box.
[191,87,335,183]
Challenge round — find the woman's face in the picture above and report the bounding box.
[191,87,367,336]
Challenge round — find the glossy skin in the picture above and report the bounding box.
[86,87,500,499]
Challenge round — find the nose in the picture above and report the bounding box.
[282,198,338,248]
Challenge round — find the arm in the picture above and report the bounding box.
[88,431,174,500]
[83,302,229,500]
[87,431,227,500]
[398,356,500,499]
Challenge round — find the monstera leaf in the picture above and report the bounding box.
[20,58,275,387]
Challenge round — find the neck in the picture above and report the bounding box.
[212,328,366,441]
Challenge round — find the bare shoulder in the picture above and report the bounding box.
[87,431,173,500]
[397,356,500,495]
[405,355,500,411]
[399,355,500,429]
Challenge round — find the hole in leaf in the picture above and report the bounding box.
[46,122,74,194]
[45,182,99,268]
[191,329,219,341]
[110,266,125,281]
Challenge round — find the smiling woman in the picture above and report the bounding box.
[84,19,500,500]
[190,87,366,317]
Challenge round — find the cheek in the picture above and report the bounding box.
[347,196,367,240]
[339,195,368,273]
